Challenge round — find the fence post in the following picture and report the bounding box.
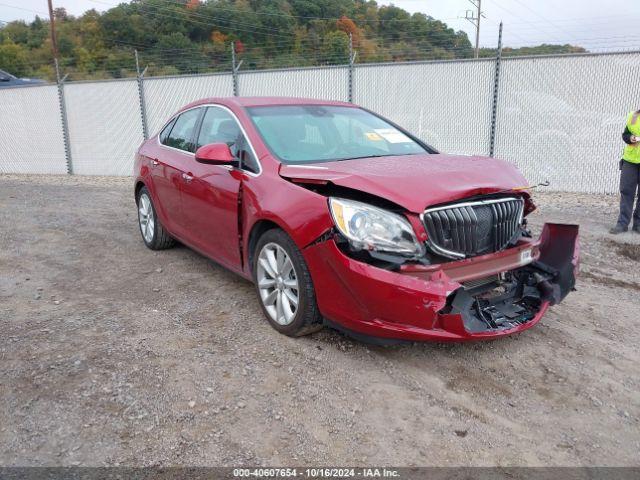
[231,42,242,96]
[489,22,503,157]
[135,50,149,140]
[348,33,356,103]
[55,58,73,174]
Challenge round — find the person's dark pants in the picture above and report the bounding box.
[616,159,640,229]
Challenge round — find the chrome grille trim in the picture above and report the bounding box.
[420,197,525,259]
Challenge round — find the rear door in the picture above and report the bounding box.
[152,108,202,237]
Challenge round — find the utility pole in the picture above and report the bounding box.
[465,0,484,59]
[47,0,59,59]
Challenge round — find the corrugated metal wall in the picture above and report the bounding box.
[1,52,639,194]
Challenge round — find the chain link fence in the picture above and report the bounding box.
[239,66,349,100]
[354,59,495,157]
[1,50,639,194]
[143,73,234,135]
[64,79,145,176]
[494,52,640,193]
[0,84,67,174]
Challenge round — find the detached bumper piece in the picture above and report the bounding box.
[304,223,579,342]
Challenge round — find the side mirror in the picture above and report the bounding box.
[195,143,236,165]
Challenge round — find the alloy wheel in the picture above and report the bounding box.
[138,193,155,244]
[256,242,299,325]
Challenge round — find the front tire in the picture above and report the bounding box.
[253,229,322,337]
[137,186,175,250]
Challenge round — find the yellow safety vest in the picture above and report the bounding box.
[623,111,640,164]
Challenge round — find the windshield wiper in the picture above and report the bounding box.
[338,154,391,161]
[337,153,418,161]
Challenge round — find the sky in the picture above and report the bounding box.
[1,0,639,51]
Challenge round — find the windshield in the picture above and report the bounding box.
[247,105,429,164]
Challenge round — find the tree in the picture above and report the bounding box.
[0,40,29,76]
[0,0,590,80]
[336,15,361,46]
[321,30,349,64]
[154,32,204,73]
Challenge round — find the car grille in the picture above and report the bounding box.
[421,197,524,259]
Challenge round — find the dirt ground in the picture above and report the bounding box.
[1,174,639,467]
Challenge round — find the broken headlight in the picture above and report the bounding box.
[329,197,425,258]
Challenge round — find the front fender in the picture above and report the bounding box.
[241,175,335,274]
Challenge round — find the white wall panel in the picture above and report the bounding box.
[0,85,67,174]
[64,79,143,176]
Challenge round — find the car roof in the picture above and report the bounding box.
[0,69,46,88]
[179,96,356,113]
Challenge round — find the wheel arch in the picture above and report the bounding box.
[134,180,146,204]
[247,219,286,272]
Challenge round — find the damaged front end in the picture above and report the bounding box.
[280,160,579,341]
[441,223,579,335]
[303,221,579,342]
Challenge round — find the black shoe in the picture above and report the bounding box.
[632,225,640,234]
[609,225,628,234]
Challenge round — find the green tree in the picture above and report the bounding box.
[320,30,349,64]
[0,40,29,76]
[0,0,590,80]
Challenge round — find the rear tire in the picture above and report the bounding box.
[253,228,323,337]
[137,186,175,250]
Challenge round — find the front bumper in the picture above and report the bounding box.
[303,223,579,342]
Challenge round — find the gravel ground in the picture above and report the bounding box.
[0,174,639,467]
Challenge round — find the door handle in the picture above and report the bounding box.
[182,172,193,183]
[151,159,159,167]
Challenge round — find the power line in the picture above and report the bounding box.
[0,2,48,15]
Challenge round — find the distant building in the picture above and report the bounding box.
[0,69,46,88]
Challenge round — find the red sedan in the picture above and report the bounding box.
[134,97,579,342]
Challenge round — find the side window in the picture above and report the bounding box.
[165,108,201,152]
[197,107,241,149]
[236,135,260,174]
[158,118,176,144]
[197,107,260,174]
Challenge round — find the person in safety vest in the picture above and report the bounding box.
[610,110,640,234]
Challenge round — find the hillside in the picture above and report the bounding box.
[0,0,586,81]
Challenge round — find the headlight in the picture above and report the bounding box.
[329,197,425,257]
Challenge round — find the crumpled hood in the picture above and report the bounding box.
[279,154,529,213]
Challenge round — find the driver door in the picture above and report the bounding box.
[179,106,251,271]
